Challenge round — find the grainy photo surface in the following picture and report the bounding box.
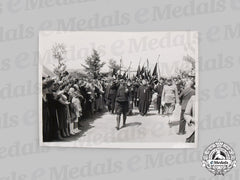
[39,31,198,148]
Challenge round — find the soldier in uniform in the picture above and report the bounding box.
[108,80,119,114]
[115,79,129,130]
[133,80,140,107]
[154,78,164,114]
[161,78,179,125]
[126,79,134,115]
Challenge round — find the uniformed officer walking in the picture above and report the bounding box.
[115,79,129,130]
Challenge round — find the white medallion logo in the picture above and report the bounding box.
[202,140,237,175]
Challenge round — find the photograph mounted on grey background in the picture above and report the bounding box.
[39,31,198,148]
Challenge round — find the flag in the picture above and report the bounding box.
[152,63,158,77]
[144,70,151,80]
[140,66,145,74]
[148,70,151,78]
[119,57,122,74]
[140,66,145,79]
[112,68,117,76]
[144,70,148,80]
[183,55,195,68]
[122,72,126,80]
[136,64,140,78]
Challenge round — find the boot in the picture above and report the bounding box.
[61,130,67,138]
[65,127,70,137]
[57,130,64,140]
[122,115,126,127]
[116,115,120,130]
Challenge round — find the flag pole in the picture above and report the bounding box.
[119,56,122,75]
[128,61,132,78]
[157,55,161,78]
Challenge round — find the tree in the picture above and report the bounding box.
[52,43,67,76]
[82,49,105,79]
[52,43,67,65]
[108,59,120,76]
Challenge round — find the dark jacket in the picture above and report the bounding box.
[116,85,129,102]
[179,87,195,110]
[154,83,163,97]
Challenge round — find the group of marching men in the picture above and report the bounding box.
[42,71,196,143]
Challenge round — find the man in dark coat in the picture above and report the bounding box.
[133,80,140,107]
[137,79,151,116]
[108,80,119,114]
[42,79,54,141]
[154,78,164,114]
[177,79,195,135]
[126,79,134,115]
[46,82,63,140]
[115,79,129,130]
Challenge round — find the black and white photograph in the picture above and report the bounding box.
[39,31,198,148]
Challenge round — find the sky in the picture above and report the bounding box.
[39,31,198,77]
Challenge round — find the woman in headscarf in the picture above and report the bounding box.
[69,88,82,134]
[55,88,71,138]
[94,80,104,112]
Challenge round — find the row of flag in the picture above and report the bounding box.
[112,61,160,81]
[135,62,159,80]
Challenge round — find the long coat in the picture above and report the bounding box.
[137,85,151,115]
[179,87,195,110]
[154,83,164,107]
[184,95,196,143]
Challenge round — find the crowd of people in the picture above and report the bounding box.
[42,70,196,143]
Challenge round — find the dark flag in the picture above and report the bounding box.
[140,66,145,79]
[136,65,141,78]
[122,72,126,80]
[148,70,151,80]
[132,74,136,80]
[152,63,158,78]
[144,70,149,80]
[140,66,145,74]
[144,70,147,80]
[112,68,117,76]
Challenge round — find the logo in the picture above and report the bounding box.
[202,140,237,175]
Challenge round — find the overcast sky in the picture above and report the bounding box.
[39,31,198,77]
